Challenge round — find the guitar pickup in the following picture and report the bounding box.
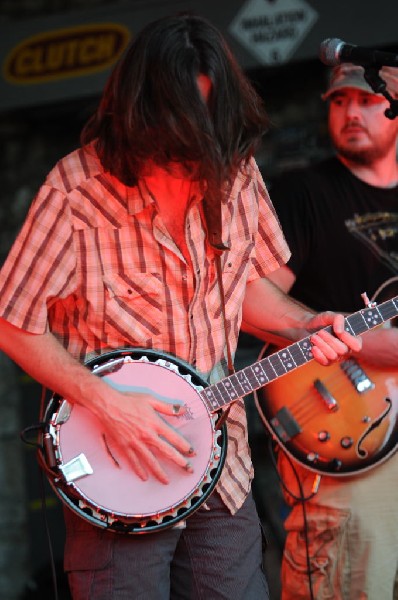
[270,407,301,442]
[314,379,338,411]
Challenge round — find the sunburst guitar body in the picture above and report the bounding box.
[255,351,398,475]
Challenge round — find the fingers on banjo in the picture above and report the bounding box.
[153,435,195,475]
[155,415,196,457]
[138,449,169,483]
[125,446,150,482]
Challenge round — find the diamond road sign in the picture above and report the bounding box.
[229,0,318,66]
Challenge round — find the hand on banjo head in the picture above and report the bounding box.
[95,386,194,484]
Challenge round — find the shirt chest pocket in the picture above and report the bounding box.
[209,241,255,321]
[102,271,163,343]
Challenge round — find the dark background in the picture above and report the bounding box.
[1,2,397,599]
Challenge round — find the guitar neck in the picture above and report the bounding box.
[200,295,398,414]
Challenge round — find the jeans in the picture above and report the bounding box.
[64,490,269,599]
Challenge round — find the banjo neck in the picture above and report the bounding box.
[200,294,398,413]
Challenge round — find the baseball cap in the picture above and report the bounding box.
[321,63,398,99]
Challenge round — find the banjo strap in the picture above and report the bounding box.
[203,193,236,429]
[202,193,235,377]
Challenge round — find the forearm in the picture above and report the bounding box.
[241,277,318,345]
[355,326,398,368]
[0,317,193,481]
[0,318,109,416]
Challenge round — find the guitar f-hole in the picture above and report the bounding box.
[356,398,392,458]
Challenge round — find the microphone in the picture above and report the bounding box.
[319,38,398,68]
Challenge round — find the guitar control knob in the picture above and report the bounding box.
[318,430,330,442]
[306,452,319,463]
[340,436,354,449]
[330,458,343,471]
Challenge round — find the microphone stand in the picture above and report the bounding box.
[363,65,398,119]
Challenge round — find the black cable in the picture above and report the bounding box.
[267,436,316,600]
[20,385,60,600]
[38,465,59,600]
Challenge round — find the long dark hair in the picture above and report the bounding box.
[81,14,269,195]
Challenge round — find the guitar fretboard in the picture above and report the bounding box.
[200,295,398,413]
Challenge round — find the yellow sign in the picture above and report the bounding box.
[3,23,130,84]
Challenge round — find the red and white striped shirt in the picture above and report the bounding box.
[0,145,290,512]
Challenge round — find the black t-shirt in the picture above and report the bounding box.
[268,157,398,313]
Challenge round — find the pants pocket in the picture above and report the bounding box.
[281,502,350,600]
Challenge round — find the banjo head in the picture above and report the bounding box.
[44,349,227,533]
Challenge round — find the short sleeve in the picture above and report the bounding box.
[0,184,77,333]
[246,164,291,283]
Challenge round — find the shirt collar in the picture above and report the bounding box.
[126,180,156,216]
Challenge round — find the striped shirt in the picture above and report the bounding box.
[0,145,290,513]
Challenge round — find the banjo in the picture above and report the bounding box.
[40,294,398,534]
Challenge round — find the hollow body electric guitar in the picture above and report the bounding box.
[255,299,398,478]
[41,295,398,534]
[255,354,398,476]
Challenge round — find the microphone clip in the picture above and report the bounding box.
[363,65,398,120]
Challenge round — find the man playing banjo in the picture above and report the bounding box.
[0,14,360,600]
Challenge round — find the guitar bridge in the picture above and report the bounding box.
[341,359,374,393]
[270,407,301,442]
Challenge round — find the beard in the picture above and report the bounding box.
[332,142,384,165]
[330,127,398,166]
